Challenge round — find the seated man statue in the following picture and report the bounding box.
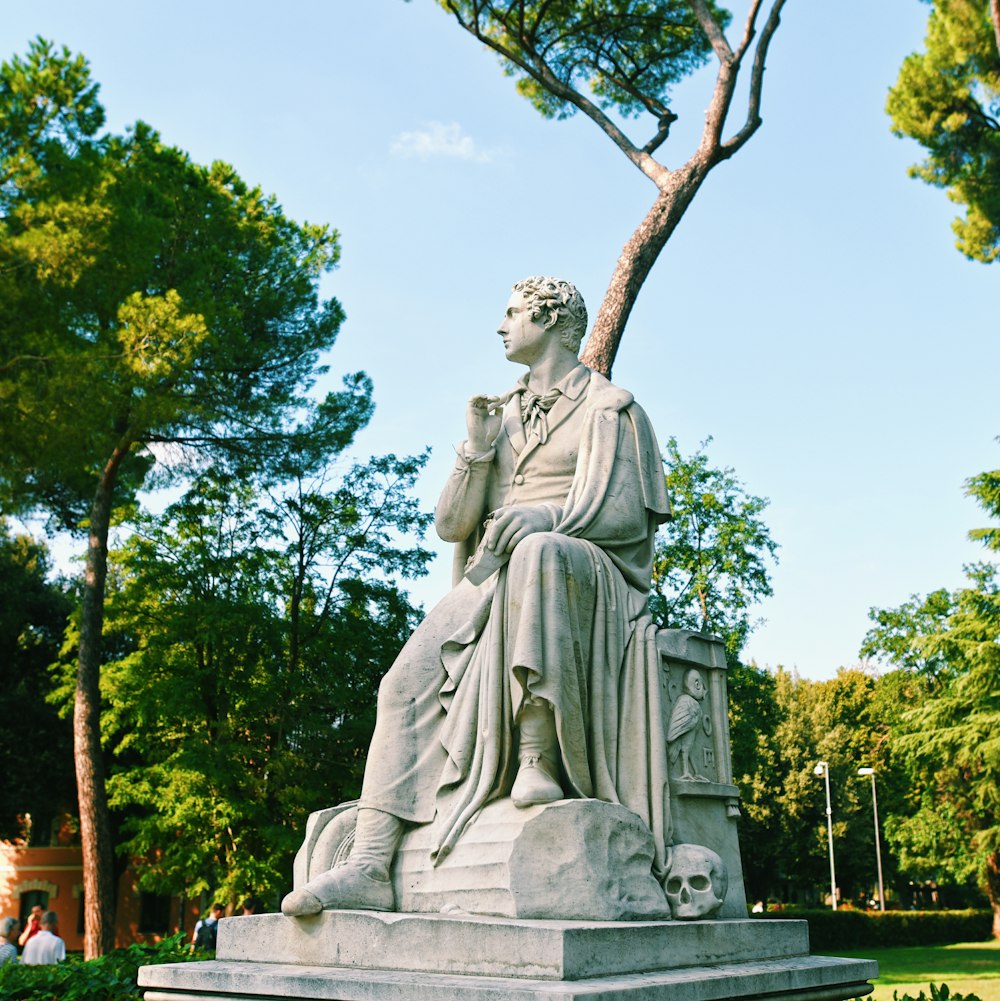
[282,276,672,916]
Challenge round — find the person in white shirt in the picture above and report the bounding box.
[20,911,65,965]
[0,916,19,966]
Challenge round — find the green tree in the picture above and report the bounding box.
[887,0,1000,263]
[811,669,899,908]
[735,666,909,909]
[862,588,957,684]
[0,521,74,842]
[644,437,779,900]
[94,455,431,905]
[726,659,785,904]
[433,0,788,374]
[763,669,822,900]
[862,462,1000,935]
[0,40,369,955]
[649,436,778,659]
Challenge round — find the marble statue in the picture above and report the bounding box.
[141,277,879,1001]
[282,275,675,917]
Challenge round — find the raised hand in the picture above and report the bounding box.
[466,394,505,452]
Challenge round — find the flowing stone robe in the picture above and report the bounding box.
[360,364,674,872]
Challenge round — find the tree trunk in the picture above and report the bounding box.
[580,167,707,378]
[75,453,125,958]
[987,850,1000,940]
[991,0,1000,58]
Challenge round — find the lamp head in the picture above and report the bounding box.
[858,767,875,776]
[813,762,827,776]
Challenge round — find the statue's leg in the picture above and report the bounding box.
[510,701,564,807]
[359,582,476,822]
[281,808,404,915]
[503,532,631,805]
[283,584,480,916]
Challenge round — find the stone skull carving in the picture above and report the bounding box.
[663,843,728,920]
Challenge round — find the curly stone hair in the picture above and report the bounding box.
[511,276,588,353]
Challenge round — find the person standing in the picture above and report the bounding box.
[0,917,19,966]
[20,911,65,965]
[17,904,43,947]
[191,903,224,951]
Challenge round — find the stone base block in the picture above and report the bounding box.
[215,912,809,979]
[139,914,877,1001]
[141,955,876,1001]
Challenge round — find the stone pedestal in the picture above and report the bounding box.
[140,630,877,999]
[139,913,877,1001]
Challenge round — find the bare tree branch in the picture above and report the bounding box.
[642,111,679,155]
[688,0,734,62]
[961,96,1000,132]
[439,2,789,375]
[442,0,670,183]
[734,0,766,60]
[720,0,787,160]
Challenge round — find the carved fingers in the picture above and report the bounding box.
[483,506,552,554]
[466,394,504,451]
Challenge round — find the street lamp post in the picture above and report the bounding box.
[858,766,886,911]
[814,760,838,910]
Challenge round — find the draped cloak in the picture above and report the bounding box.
[359,365,674,875]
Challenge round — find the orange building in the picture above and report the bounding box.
[0,842,200,952]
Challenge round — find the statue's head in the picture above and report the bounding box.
[683,669,706,700]
[511,276,588,353]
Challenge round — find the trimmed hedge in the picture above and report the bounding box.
[0,933,202,1001]
[750,908,994,950]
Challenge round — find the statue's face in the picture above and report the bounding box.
[498,290,551,365]
[684,670,706,699]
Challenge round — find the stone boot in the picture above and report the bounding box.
[510,702,564,808]
[281,808,404,916]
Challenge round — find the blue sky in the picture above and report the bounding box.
[7,1,998,680]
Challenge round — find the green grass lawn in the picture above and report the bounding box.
[828,940,1000,1001]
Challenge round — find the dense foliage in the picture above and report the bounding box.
[0,522,74,840]
[751,909,994,950]
[0,934,200,1001]
[79,457,432,904]
[887,0,1000,263]
[436,0,725,123]
[0,37,383,954]
[651,436,777,659]
[863,458,1000,935]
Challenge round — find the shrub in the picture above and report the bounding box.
[0,933,200,1001]
[894,985,983,1001]
[750,909,993,950]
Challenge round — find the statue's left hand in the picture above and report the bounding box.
[484,506,554,555]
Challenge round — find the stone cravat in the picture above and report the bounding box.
[520,387,562,444]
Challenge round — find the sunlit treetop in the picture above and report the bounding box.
[887,0,1000,263]
[437,0,731,150]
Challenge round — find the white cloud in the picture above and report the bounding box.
[390,121,495,163]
